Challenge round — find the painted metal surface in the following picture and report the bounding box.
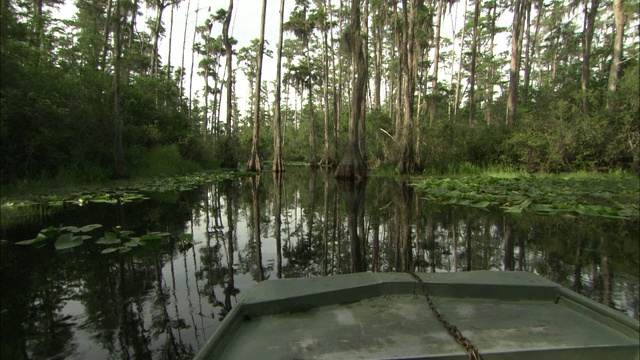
[194,272,639,360]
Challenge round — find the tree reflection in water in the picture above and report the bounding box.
[1,169,638,360]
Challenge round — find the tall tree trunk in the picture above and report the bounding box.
[522,0,533,101]
[335,0,367,180]
[321,0,331,166]
[330,0,340,163]
[468,0,480,125]
[179,0,191,99]
[203,24,212,137]
[581,0,600,116]
[273,0,285,173]
[246,0,267,172]
[308,76,318,167]
[393,2,403,135]
[166,2,175,82]
[151,1,167,78]
[101,0,113,72]
[359,0,369,163]
[454,0,468,118]
[397,0,419,174]
[113,0,126,177]
[506,0,527,125]
[429,0,443,126]
[126,0,139,84]
[189,7,200,122]
[223,0,234,139]
[533,0,543,91]
[607,0,625,110]
[485,0,496,124]
[373,3,383,110]
[337,0,344,162]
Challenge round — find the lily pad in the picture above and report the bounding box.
[15,233,48,245]
[101,247,120,254]
[96,232,121,244]
[55,233,87,250]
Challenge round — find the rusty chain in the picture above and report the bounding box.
[408,272,483,360]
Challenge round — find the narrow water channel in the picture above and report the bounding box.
[1,168,638,359]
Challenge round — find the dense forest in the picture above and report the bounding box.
[1,0,638,184]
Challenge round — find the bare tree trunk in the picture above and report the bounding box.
[151,1,168,78]
[101,0,113,72]
[533,0,543,90]
[308,74,318,167]
[522,0,533,101]
[246,0,268,172]
[33,0,44,51]
[606,0,624,110]
[373,2,383,110]
[393,2,403,135]
[397,0,419,174]
[179,0,191,99]
[507,0,527,125]
[485,0,496,125]
[468,0,480,126]
[113,0,126,177]
[203,23,212,136]
[359,0,369,163]
[166,2,175,82]
[273,0,285,173]
[335,0,367,180]
[189,6,200,122]
[454,0,468,118]
[429,0,443,126]
[330,0,340,163]
[321,0,331,166]
[581,0,600,116]
[223,0,234,139]
[337,0,344,161]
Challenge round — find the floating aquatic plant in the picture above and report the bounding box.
[2,171,246,210]
[412,175,639,219]
[15,224,103,249]
[13,224,197,254]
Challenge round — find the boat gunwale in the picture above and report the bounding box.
[193,271,640,360]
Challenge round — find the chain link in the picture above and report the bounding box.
[408,272,483,360]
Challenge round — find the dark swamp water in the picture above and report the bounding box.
[1,169,638,359]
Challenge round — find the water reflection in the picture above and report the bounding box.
[1,168,638,359]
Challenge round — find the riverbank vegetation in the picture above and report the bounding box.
[1,0,638,187]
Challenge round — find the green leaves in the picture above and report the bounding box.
[54,233,91,250]
[96,229,172,255]
[15,224,102,249]
[12,223,183,255]
[413,175,640,219]
[15,233,48,246]
[3,171,243,212]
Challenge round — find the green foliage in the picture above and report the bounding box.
[15,224,102,250]
[418,121,510,174]
[413,175,640,219]
[127,145,202,178]
[11,222,193,254]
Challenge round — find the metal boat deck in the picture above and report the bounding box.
[194,272,639,360]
